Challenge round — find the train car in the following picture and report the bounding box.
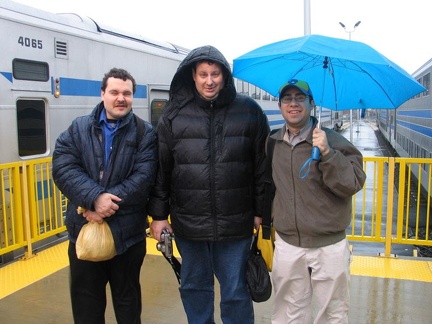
[378,58,431,159]
[377,57,432,196]
[0,0,189,164]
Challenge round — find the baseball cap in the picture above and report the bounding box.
[278,79,313,98]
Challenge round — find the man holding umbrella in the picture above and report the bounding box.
[268,79,366,323]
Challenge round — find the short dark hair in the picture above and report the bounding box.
[101,68,136,94]
[192,59,221,72]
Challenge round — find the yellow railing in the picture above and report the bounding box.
[0,157,431,260]
[0,158,67,259]
[347,157,432,256]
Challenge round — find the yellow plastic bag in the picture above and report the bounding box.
[257,225,275,272]
[76,221,116,262]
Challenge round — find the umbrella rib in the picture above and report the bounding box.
[325,58,338,111]
[344,60,397,107]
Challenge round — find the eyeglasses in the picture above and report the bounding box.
[280,95,308,104]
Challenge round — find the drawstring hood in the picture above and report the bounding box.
[164,45,236,120]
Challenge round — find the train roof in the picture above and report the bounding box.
[412,57,432,78]
[1,0,189,55]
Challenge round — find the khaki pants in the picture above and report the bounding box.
[271,234,351,324]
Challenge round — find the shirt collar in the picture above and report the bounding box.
[99,109,120,130]
[284,118,313,144]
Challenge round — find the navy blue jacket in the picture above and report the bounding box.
[52,103,157,255]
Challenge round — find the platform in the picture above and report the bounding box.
[1,120,432,323]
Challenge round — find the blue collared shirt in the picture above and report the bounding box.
[99,110,120,167]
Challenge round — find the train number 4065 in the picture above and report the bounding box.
[18,36,43,49]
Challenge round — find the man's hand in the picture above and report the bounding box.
[83,209,104,224]
[150,220,173,241]
[312,128,331,156]
[254,216,262,236]
[94,193,122,217]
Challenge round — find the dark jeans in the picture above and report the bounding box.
[68,240,146,324]
[175,236,254,324]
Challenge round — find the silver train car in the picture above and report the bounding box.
[378,58,431,159]
[377,58,431,196]
[0,0,188,164]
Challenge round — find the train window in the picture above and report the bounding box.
[250,84,257,98]
[150,99,168,127]
[236,79,247,95]
[16,99,47,157]
[236,79,243,92]
[422,73,430,96]
[12,59,49,82]
[257,88,262,100]
[416,78,422,98]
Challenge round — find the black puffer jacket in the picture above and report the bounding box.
[52,103,157,254]
[147,45,270,241]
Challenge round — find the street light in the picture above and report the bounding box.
[339,21,361,142]
[339,21,361,40]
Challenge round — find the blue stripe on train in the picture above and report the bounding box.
[51,77,147,98]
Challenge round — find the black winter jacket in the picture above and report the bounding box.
[52,103,157,255]
[147,45,270,241]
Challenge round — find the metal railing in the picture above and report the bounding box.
[0,157,431,260]
[348,157,432,256]
[0,158,66,260]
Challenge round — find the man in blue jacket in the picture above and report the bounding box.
[52,68,157,324]
[148,46,270,323]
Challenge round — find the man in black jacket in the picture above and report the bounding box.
[52,68,157,323]
[148,45,270,323]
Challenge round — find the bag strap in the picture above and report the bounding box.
[262,128,278,240]
[251,232,259,254]
[134,114,145,146]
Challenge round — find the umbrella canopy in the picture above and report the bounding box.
[233,34,425,110]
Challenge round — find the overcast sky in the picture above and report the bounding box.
[11,0,432,74]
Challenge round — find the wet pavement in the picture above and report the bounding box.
[1,252,431,324]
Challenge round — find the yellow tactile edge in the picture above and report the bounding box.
[350,256,432,282]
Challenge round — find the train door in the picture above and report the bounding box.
[12,58,50,159]
[16,99,47,157]
[148,87,169,128]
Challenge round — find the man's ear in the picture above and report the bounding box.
[310,98,315,107]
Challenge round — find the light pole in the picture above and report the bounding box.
[339,21,361,142]
[339,20,361,40]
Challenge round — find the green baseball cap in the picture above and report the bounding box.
[278,79,313,98]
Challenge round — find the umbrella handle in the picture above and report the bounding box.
[312,146,320,160]
[299,147,320,179]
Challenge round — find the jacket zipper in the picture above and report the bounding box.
[210,101,218,240]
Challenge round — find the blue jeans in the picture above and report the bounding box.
[175,236,254,324]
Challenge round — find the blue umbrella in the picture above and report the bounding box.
[233,34,425,110]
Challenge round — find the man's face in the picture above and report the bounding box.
[192,61,225,101]
[278,87,314,132]
[101,77,133,120]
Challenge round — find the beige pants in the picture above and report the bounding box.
[271,234,351,324]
